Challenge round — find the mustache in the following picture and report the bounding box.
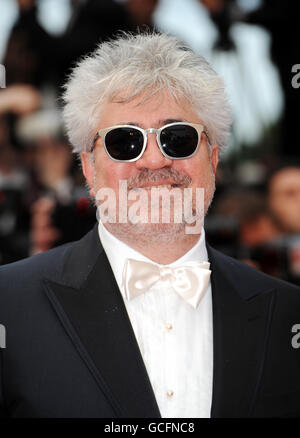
[127,167,192,190]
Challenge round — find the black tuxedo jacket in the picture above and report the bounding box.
[0,225,300,418]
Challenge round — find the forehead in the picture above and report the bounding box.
[97,90,201,129]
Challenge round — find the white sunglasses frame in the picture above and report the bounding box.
[91,122,210,162]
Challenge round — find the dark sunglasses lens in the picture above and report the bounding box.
[160,125,198,158]
[105,127,144,160]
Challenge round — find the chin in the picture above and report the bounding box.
[106,221,188,243]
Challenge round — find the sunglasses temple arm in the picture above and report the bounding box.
[91,132,100,152]
[203,128,211,146]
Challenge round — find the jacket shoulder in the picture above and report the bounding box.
[0,225,100,289]
[0,242,74,295]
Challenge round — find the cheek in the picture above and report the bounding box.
[94,156,135,189]
[173,156,213,187]
[173,142,214,183]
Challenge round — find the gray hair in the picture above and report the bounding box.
[62,32,232,155]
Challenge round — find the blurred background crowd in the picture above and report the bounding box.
[0,0,299,285]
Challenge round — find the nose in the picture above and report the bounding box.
[135,132,173,170]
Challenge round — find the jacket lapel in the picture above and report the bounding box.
[207,245,276,418]
[43,225,160,418]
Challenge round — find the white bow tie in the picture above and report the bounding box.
[122,258,211,309]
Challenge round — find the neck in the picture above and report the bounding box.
[103,223,201,264]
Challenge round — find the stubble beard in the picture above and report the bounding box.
[93,167,216,245]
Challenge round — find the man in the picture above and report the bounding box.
[1,32,300,418]
[268,165,300,235]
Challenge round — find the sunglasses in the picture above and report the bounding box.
[91,122,210,162]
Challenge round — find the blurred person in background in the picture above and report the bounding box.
[125,0,158,28]
[200,0,299,158]
[244,0,299,157]
[207,177,300,285]
[207,187,281,257]
[234,193,280,249]
[0,140,30,263]
[0,84,41,263]
[3,0,57,89]
[266,165,300,285]
[268,165,300,236]
[197,0,293,159]
[57,0,158,88]
[199,0,241,51]
[15,109,96,255]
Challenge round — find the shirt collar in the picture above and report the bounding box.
[98,221,208,295]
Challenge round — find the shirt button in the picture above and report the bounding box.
[166,390,174,398]
[165,323,173,331]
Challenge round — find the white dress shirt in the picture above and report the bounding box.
[98,222,213,418]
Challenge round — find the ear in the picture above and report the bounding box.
[80,152,95,198]
[211,145,219,175]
